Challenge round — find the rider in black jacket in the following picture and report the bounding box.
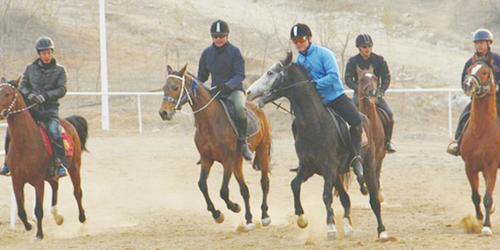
[0,37,69,178]
[344,34,396,153]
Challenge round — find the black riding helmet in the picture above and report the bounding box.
[210,20,229,35]
[290,23,312,40]
[35,36,55,52]
[472,28,493,44]
[356,34,373,47]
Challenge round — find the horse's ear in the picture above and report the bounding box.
[284,51,293,66]
[368,64,374,73]
[356,65,363,76]
[179,63,188,76]
[472,54,478,63]
[167,65,174,75]
[0,77,5,83]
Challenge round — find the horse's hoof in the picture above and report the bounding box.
[379,191,385,204]
[31,236,43,242]
[379,231,389,239]
[297,215,308,229]
[232,204,241,213]
[79,213,86,223]
[54,214,64,226]
[327,223,337,241]
[360,184,368,196]
[481,227,492,236]
[24,221,33,231]
[214,212,224,224]
[244,223,256,231]
[343,217,354,238]
[261,217,271,227]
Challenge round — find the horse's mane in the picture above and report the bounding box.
[186,72,210,92]
[289,63,312,82]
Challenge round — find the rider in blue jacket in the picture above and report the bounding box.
[291,23,365,192]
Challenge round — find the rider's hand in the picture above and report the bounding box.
[29,93,46,104]
[28,93,37,102]
[216,84,230,93]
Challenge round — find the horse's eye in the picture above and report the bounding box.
[173,86,180,91]
[267,71,273,76]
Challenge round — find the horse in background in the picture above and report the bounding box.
[0,77,88,240]
[356,66,388,203]
[460,57,500,236]
[246,52,388,240]
[158,64,272,230]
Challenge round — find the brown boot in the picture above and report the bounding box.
[446,141,460,156]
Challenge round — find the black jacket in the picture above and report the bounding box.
[20,58,67,120]
[344,52,391,94]
[197,42,245,96]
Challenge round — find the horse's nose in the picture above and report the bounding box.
[159,110,169,121]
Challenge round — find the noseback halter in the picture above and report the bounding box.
[0,83,36,118]
[466,62,494,98]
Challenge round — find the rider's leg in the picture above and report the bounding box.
[447,103,471,156]
[46,118,69,178]
[0,129,10,176]
[377,98,396,153]
[229,90,252,161]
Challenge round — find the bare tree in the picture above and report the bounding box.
[338,32,351,80]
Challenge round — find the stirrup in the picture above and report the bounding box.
[446,141,460,156]
[0,163,10,176]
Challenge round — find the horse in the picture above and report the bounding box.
[158,64,272,230]
[0,77,88,240]
[246,52,388,240]
[460,58,500,236]
[356,66,388,203]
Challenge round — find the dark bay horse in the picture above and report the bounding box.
[0,77,88,240]
[246,52,388,240]
[460,59,500,236]
[356,66,387,203]
[158,64,272,230]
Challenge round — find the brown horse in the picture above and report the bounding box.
[356,66,387,203]
[158,64,272,230]
[0,77,88,240]
[460,58,500,236]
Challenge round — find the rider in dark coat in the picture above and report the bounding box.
[447,28,500,156]
[0,37,69,178]
[344,34,396,153]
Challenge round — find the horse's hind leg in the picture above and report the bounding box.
[481,166,498,236]
[466,166,483,220]
[33,181,45,239]
[13,180,32,231]
[322,175,337,240]
[198,160,223,223]
[333,176,352,237]
[220,163,240,213]
[47,179,64,225]
[233,164,254,230]
[256,143,271,226]
[68,163,86,223]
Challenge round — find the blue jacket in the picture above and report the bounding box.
[197,41,245,94]
[295,42,345,103]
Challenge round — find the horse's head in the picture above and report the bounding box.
[247,51,301,108]
[356,65,379,102]
[464,61,495,98]
[0,77,22,119]
[159,63,192,121]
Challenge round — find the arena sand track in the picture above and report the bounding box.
[0,129,499,249]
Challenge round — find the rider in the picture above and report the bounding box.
[197,19,252,161]
[344,34,396,154]
[0,36,70,178]
[290,23,365,191]
[447,28,500,156]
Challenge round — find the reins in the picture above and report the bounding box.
[0,83,37,119]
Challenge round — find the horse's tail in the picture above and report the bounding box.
[252,137,272,172]
[334,172,351,197]
[66,115,89,152]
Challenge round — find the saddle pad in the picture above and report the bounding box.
[220,101,261,138]
[39,125,74,157]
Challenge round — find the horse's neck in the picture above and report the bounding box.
[7,107,40,146]
[287,84,329,130]
[471,94,497,125]
[190,86,225,129]
[359,98,378,122]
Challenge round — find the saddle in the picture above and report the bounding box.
[376,107,392,139]
[325,108,368,148]
[219,99,261,138]
[39,123,74,157]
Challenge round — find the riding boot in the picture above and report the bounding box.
[384,120,396,154]
[52,139,69,179]
[447,112,468,156]
[0,130,10,176]
[350,124,367,195]
[237,117,252,161]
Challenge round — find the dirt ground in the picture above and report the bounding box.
[0,124,499,250]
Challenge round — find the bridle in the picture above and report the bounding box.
[162,73,220,115]
[267,63,310,95]
[358,72,379,100]
[465,62,495,98]
[0,83,37,119]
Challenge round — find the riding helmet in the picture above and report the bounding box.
[472,28,493,44]
[210,20,229,35]
[35,36,55,52]
[355,34,373,47]
[290,23,312,40]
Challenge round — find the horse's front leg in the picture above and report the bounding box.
[365,162,388,239]
[481,166,498,236]
[291,165,313,229]
[13,180,32,231]
[323,175,336,240]
[466,166,483,220]
[233,163,254,230]
[198,160,223,223]
[333,175,353,238]
[47,179,64,225]
[33,181,45,239]
[220,162,240,213]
